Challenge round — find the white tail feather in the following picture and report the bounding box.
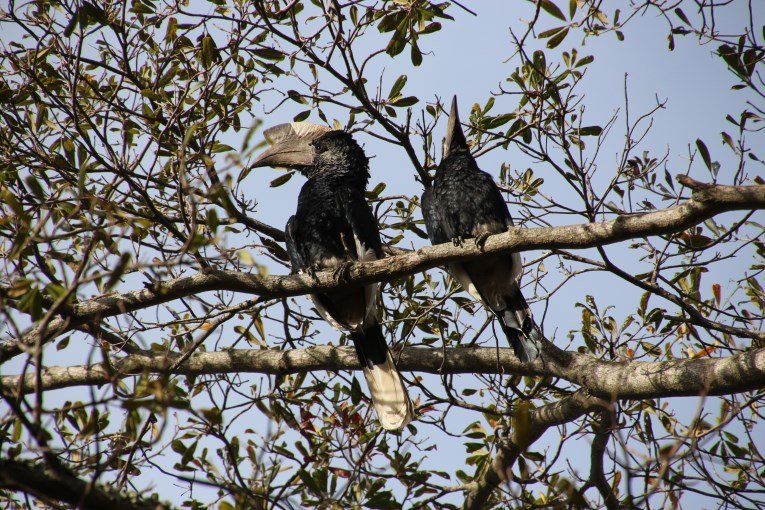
[362,351,412,430]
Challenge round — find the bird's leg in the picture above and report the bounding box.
[142,274,162,293]
[474,232,491,251]
[332,260,354,283]
[451,235,464,247]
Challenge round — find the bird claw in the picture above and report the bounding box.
[451,236,464,247]
[305,265,319,280]
[143,277,161,293]
[474,232,490,251]
[332,261,353,283]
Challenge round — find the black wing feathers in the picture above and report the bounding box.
[337,186,384,259]
[285,216,305,274]
[422,126,543,362]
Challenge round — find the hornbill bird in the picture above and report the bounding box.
[421,98,543,362]
[252,122,413,430]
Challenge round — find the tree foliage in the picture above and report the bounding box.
[0,1,764,509]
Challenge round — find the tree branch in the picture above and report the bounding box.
[0,459,173,510]
[462,391,609,509]
[2,179,763,362]
[3,343,764,401]
[584,410,620,509]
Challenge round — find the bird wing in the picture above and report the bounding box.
[285,215,306,274]
[422,187,449,245]
[336,186,382,327]
[337,186,383,259]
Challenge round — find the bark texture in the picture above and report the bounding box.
[2,179,764,363]
[3,343,763,401]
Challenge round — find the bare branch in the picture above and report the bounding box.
[3,179,763,362]
[463,391,609,509]
[0,459,173,510]
[584,410,620,509]
[3,344,763,401]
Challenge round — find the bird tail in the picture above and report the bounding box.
[498,288,543,363]
[350,322,413,431]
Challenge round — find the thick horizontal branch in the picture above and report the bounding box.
[3,343,764,400]
[2,178,764,363]
[0,459,173,510]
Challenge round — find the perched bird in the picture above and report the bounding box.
[421,98,543,362]
[252,122,413,430]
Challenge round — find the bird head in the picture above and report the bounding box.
[442,96,469,158]
[252,122,369,187]
[250,122,330,172]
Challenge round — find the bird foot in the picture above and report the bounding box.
[474,232,490,251]
[143,277,161,293]
[451,235,464,247]
[332,261,354,283]
[305,265,320,281]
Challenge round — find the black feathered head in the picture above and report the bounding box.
[252,122,370,187]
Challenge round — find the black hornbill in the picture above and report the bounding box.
[252,122,413,430]
[421,98,543,362]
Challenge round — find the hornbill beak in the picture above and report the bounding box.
[251,122,331,169]
[442,95,468,158]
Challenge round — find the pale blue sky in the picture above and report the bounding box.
[1,0,762,507]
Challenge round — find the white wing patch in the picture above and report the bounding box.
[448,263,488,308]
[297,260,348,331]
[309,294,346,330]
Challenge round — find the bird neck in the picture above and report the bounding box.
[438,149,477,176]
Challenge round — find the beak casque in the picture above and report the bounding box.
[251,122,331,169]
[442,95,468,158]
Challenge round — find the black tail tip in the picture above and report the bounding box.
[504,328,541,362]
[512,338,541,363]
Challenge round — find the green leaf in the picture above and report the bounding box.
[389,75,408,99]
[546,27,569,49]
[253,47,284,61]
[696,139,712,170]
[105,252,131,291]
[575,55,594,68]
[206,208,219,232]
[721,131,735,150]
[386,31,407,57]
[539,26,565,38]
[19,287,43,320]
[420,21,441,34]
[410,38,422,66]
[377,12,404,33]
[201,35,215,68]
[539,0,566,21]
[391,96,418,107]
[293,110,310,122]
[270,172,294,187]
[674,8,691,25]
[287,90,307,104]
[485,113,515,130]
[578,125,603,136]
[350,377,362,405]
[183,122,198,148]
